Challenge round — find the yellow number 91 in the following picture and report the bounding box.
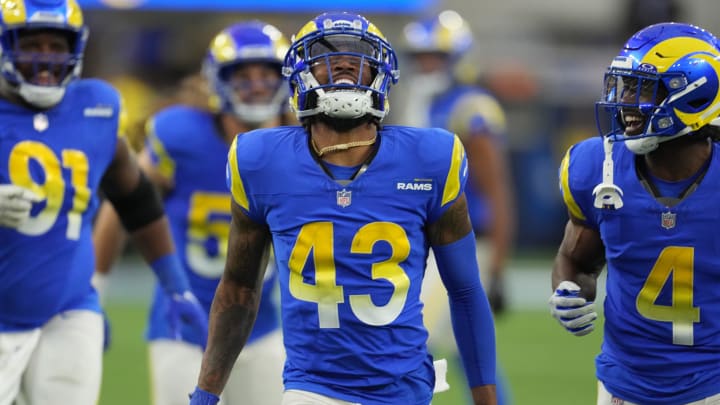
[8,140,90,240]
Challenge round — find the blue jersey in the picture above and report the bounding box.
[144,105,278,347]
[429,85,506,235]
[0,80,122,331]
[560,137,720,404]
[226,125,468,404]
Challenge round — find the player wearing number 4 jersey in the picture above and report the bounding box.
[190,11,497,405]
[0,1,206,404]
[550,22,720,404]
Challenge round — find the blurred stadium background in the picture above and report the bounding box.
[84,0,714,403]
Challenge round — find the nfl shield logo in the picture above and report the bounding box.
[337,189,352,207]
[33,113,48,132]
[611,397,625,405]
[661,211,676,230]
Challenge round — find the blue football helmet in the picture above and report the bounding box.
[203,21,289,124]
[0,0,88,108]
[283,12,399,122]
[595,22,720,154]
[402,10,472,59]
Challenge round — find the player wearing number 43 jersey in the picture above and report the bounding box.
[551,22,720,405]
[191,11,497,405]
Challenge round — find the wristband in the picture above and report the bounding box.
[189,386,219,405]
[91,272,110,304]
[150,253,190,294]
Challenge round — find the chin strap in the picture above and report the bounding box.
[311,135,377,156]
[592,136,624,209]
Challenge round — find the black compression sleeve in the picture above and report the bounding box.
[104,171,164,232]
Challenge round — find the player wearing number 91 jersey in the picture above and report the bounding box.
[0,80,119,328]
[0,1,208,404]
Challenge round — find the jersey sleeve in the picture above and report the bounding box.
[226,131,267,224]
[558,137,603,229]
[426,130,470,223]
[74,79,126,163]
[144,114,177,182]
[447,91,507,140]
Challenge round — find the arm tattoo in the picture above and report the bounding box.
[427,193,473,246]
[198,202,271,392]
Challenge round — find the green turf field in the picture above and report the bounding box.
[99,303,603,405]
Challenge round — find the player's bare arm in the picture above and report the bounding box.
[100,136,173,262]
[198,201,271,393]
[92,201,128,277]
[465,134,514,276]
[427,193,473,246]
[552,218,606,301]
[138,148,174,193]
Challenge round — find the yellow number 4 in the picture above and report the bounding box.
[636,246,699,346]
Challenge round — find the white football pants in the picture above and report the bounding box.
[0,310,103,405]
[150,329,284,405]
[598,381,720,405]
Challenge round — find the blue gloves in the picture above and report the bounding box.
[549,280,597,336]
[151,254,209,348]
[189,386,219,405]
[168,291,209,349]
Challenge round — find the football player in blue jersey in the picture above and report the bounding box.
[189,11,497,405]
[550,22,720,404]
[0,1,207,404]
[92,20,291,405]
[401,11,515,405]
[401,10,515,315]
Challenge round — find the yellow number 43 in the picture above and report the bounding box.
[288,221,411,329]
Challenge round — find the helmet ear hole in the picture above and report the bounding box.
[688,98,710,109]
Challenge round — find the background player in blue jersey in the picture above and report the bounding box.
[400,11,515,315]
[550,22,720,405]
[401,11,515,405]
[92,21,292,405]
[0,1,207,404]
[190,11,497,405]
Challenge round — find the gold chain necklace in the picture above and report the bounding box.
[311,135,378,157]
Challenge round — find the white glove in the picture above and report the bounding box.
[549,280,597,336]
[0,185,41,229]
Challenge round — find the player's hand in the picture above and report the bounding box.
[0,185,41,229]
[487,273,506,315]
[549,280,596,336]
[168,291,209,349]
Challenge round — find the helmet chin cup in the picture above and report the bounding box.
[317,90,372,119]
[593,183,624,209]
[624,136,659,155]
[18,83,65,109]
